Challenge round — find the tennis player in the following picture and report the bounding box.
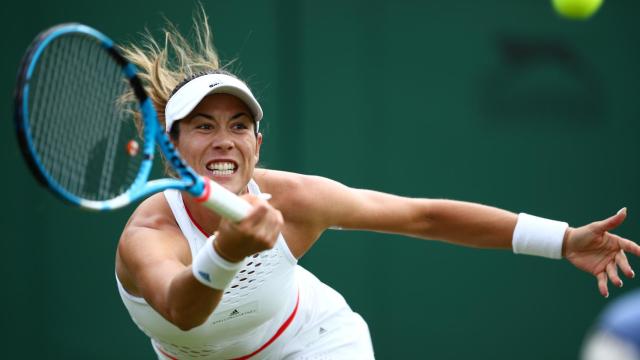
[114,12,640,360]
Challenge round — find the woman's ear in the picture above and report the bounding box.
[255,132,263,163]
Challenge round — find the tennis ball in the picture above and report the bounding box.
[552,0,603,20]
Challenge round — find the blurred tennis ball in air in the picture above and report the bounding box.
[552,0,603,20]
[126,139,140,156]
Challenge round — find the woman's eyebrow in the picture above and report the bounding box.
[189,112,248,120]
[231,112,249,120]
[189,113,215,120]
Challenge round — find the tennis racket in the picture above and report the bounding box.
[14,23,251,221]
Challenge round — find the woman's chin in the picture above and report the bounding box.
[208,174,246,194]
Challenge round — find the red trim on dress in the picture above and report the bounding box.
[183,184,248,238]
[154,291,300,360]
[184,201,211,237]
[230,291,300,360]
[156,346,179,360]
[176,189,298,359]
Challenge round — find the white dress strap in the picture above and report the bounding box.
[163,189,207,259]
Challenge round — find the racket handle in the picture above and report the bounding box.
[197,178,252,222]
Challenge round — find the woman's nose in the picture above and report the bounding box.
[213,138,234,151]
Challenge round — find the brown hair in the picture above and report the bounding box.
[118,7,242,176]
[119,5,230,133]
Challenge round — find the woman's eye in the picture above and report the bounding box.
[232,123,249,130]
[196,123,213,130]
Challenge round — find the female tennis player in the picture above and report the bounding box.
[114,11,640,360]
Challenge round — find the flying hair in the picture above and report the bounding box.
[119,5,235,131]
[118,5,240,176]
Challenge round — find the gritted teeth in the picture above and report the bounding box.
[206,160,238,175]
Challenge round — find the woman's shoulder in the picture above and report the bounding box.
[123,192,179,234]
[118,192,189,263]
[116,192,188,297]
[254,168,303,189]
[253,168,352,196]
[252,168,325,201]
[253,168,332,191]
[252,168,342,223]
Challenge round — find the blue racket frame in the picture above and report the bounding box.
[15,23,206,211]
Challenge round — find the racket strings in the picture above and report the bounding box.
[39,41,74,189]
[96,48,122,198]
[27,33,144,201]
[61,38,86,193]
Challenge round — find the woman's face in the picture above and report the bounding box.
[174,93,262,195]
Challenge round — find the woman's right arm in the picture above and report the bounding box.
[116,201,224,331]
[116,193,283,331]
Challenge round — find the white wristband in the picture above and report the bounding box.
[512,213,568,259]
[192,235,245,290]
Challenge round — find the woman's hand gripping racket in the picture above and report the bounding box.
[14,23,251,221]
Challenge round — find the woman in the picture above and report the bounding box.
[115,12,640,360]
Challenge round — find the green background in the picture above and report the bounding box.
[2,0,640,358]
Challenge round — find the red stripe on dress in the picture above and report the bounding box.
[154,291,300,360]
[180,192,298,359]
[184,201,211,237]
[156,345,180,360]
[182,187,248,238]
[230,290,300,360]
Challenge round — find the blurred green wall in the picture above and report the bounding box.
[2,0,640,358]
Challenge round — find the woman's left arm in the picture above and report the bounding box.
[307,175,517,247]
[300,175,640,296]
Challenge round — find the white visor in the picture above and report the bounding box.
[164,73,263,132]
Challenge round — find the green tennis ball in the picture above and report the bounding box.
[552,0,604,20]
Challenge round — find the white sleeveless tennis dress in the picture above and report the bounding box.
[117,179,375,359]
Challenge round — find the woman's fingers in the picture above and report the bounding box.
[597,272,609,298]
[606,260,623,288]
[619,237,640,258]
[593,208,627,233]
[615,250,635,280]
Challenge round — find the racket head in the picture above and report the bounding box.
[14,23,198,210]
